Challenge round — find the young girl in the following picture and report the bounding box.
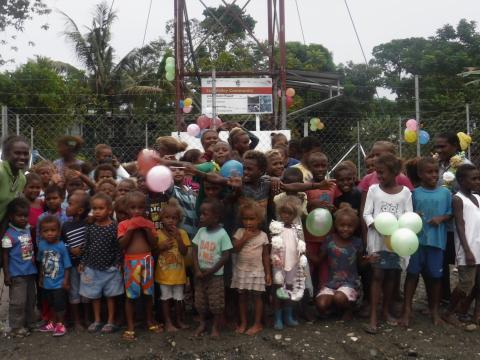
[116,178,136,198]
[2,198,37,337]
[443,164,480,326]
[23,173,44,244]
[38,215,71,337]
[266,149,285,178]
[33,160,55,193]
[96,178,117,199]
[270,196,308,330]
[227,126,259,160]
[316,205,375,320]
[80,193,123,334]
[231,200,271,335]
[363,153,413,334]
[156,199,191,332]
[192,198,233,337]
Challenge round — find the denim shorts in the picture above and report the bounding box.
[79,266,124,299]
[372,251,401,270]
[407,245,444,278]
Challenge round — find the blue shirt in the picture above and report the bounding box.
[413,186,452,250]
[1,224,37,277]
[38,241,71,289]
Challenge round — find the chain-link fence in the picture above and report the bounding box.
[1,106,478,175]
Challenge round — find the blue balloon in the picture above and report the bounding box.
[419,130,430,145]
[179,100,184,109]
[220,160,243,178]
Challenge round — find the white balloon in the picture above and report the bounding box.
[398,212,423,234]
[391,228,419,257]
[146,165,173,193]
[374,212,398,236]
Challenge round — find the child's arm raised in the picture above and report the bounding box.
[453,196,475,265]
[232,229,256,253]
[280,180,336,193]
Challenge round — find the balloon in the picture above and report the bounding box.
[212,116,223,127]
[146,165,173,193]
[165,56,175,65]
[183,106,192,114]
[406,119,417,131]
[310,124,317,132]
[220,160,243,178]
[137,149,161,176]
[317,121,325,130]
[165,71,175,81]
[165,62,175,73]
[196,129,207,139]
[419,130,430,145]
[398,212,423,234]
[197,115,211,129]
[286,88,296,97]
[384,236,393,251]
[179,100,184,109]
[457,132,472,151]
[186,123,200,137]
[391,228,419,257]
[286,96,294,108]
[306,209,333,237]
[310,117,320,126]
[404,129,417,143]
[184,98,193,107]
[374,212,398,236]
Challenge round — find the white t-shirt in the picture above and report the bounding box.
[363,184,413,254]
[454,192,480,266]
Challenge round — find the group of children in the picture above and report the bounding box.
[2,129,480,340]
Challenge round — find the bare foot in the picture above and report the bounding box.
[246,324,263,336]
[235,324,247,334]
[177,321,190,330]
[432,313,445,326]
[381,312,398,326]
[442,313,463,327]
[194,322,206,337]
[211,327,220,338]
[341,310,353,321]
[398,315,410,328]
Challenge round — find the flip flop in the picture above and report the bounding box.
[87,322,103,333]
[101,323,118,334]
[148,324,163,333]
[122,330,136,341]
[363,324,379,335]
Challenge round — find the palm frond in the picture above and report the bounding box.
[123,86,163,95]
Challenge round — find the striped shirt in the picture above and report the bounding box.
[172,185,198,240]
[61,219,87,265]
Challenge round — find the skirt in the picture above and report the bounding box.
[231,269,266,292]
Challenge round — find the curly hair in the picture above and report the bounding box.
[159,198,184,224]
[239,199,266,223]
[243,150,268,173]
[275,195,302,219]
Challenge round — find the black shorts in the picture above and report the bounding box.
[43,288,67,313]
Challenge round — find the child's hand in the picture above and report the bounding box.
[70,246,82,257]
[363,254,380,264]
[77,264,85,273]
[270,177,281,194]
[62,279,70,291]
[428,216,444,226]
[51,173,62,184]
[4,274,11,287]
[317,179,336,191]
[265,273,272,286]
[195,269,204,279]
[466,250,476,266]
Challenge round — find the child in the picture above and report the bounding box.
[443,164,480,326]
[273,144,299,168]
[266,149,285,178]
[36,184,68,244]
[114,195,129,223]
[334,162,361,212]
[156,199,191,332]
[23,173,44,243]
[33,160,55,192]
[274,167,307,226]
[365,154,375,175]
[79,193,123,334]
[270,196,308,330]
[192,198,233,337]
[231,200,271,335]
[96,178,117,199]
[37,215,71,336]
[200,129,219,161]
[94,164,117,183]
[62,190,91,330]
[2,198,37,337]
[399,157,452,327]
[118,191,160,340]
[316,205,375,320]
[293,136,322,182]
[228,127,259,160]
[116,178,136,198]
[363,153,413,334]
[171,166,197,240]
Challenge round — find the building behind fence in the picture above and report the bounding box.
[1,106,478,176]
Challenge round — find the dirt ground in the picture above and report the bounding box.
[2,272,480,360]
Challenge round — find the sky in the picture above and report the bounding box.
[1,0,478,72]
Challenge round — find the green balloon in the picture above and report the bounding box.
[398,212,423,234]
[166,56,175,65]
[165,62,175,72]
[306,208,332,237]
[391,228,419,256]
[165,71,175,81]
[374,212,398,236]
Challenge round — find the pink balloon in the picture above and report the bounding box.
[212,116,223,127]
[187,123,200,137]
[183,106,193,114]
[137,149,161,176]
[197,115,210,129]
[286,88,295,97]
[286,96,294,108]
[406,119,417,131]
[146,165,173,193]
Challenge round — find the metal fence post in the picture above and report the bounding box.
[1,105,7,139]
[145,122,149,148]
[16,114,20,135]
[398,116,403,159]
[357,120,361,179]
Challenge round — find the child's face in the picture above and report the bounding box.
[434,137,457,162]
[461,169,480,192]
[24,180,42,201]
[91,198,112,222]
[336,168,355,194]
[171,167,185,185]
[41,222,60,244]
[66,178,84,195]
[234,134,251,155]
[419,163,439,189]
[137,176,148,194]
[66,193,84,218]
[279,208,296,226]
[98,183,116,199]
[243,159,263,184]
[335,215,357,240]
[97,170,114,182]
[199,204,218,228]
[308,154,328,181]
[128,197,146,218]
[161,208,180,231]
[202,131,219,153]
[11,208,29,229]
[37,167,52,186]
[97,147,113,163]
[267,155,284,178]
[370,144,391,162]
[45,191,63,212]
[241,209,261,231]
[116,181,135,198]
[204,182,221,199]
[365,158,375,174]
[376,163,396,187]
[212,142,230,166]
[272,136,288,148]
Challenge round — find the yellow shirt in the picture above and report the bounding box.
[155,229,191,285]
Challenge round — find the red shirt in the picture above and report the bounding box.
[357,171,413,193]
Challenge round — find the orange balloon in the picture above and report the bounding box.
[384,235,393,251]
[137,149,161,176]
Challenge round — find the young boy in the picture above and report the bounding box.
[400,157,452,327]
[2,198,37,337]
[193,199,232,337]
[36,184,69,244]
[334,162,361,213]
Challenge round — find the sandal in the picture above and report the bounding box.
[363,324,379,335]
[148,324,163,333]
[122,330,136,341]
[11,328,30,338]
[87,322,103,333]
[101,323,117,334]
